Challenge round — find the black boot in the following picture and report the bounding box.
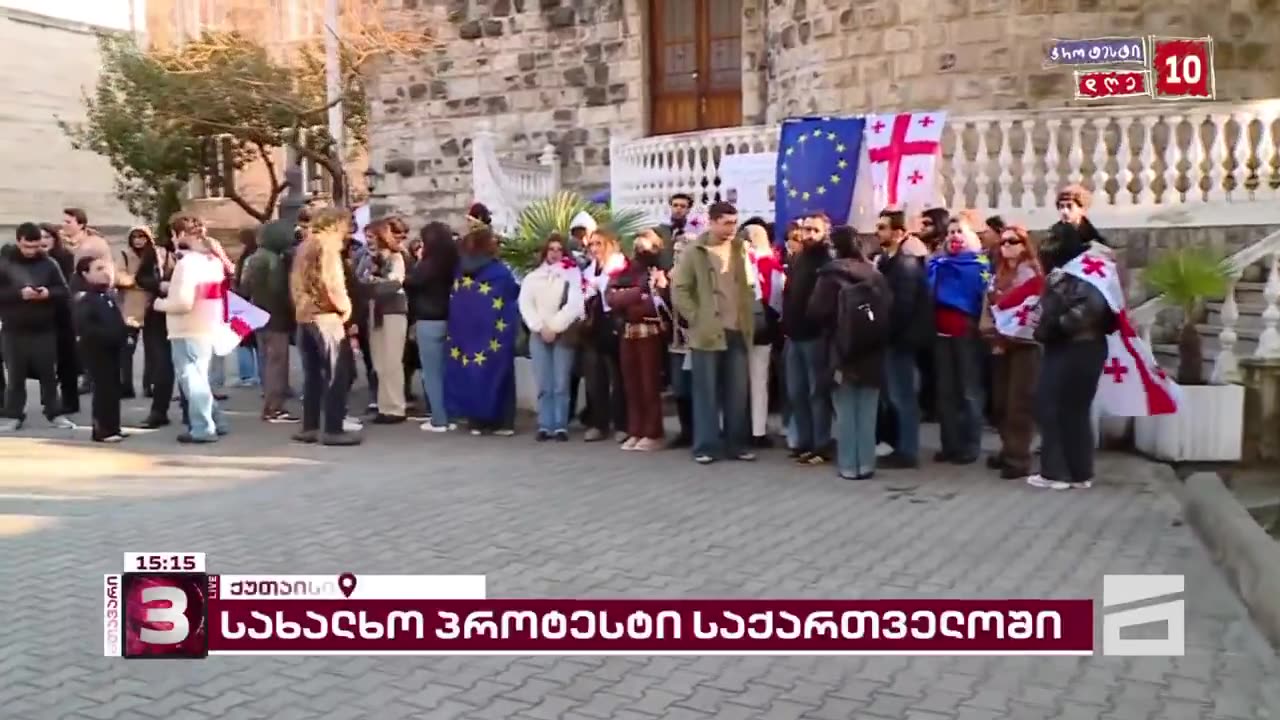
[670,396,693,448]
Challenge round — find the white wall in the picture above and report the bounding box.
[0,7,142,231]
[0,0,136,31]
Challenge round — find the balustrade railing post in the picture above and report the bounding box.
[540,143,560,196]
[1212,279,1241,383]
[1256,252,1280,359]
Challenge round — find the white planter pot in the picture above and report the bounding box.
[1134,384,1245,462]
[515,357,537,412]
[514,356,585,414]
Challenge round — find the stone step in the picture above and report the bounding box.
[1205,301,1272,329]
[1226,282,1270,306]
[1150,343,1215,379]
[1195,323,1263,342]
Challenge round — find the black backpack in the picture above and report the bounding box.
[833,276,890,365]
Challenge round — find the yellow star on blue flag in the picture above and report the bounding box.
[775,116,865,243]
[443,259,520,424]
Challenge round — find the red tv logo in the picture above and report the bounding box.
[1152,37,1215,99]
[119,572,210,658]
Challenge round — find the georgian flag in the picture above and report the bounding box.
[212,292,271,356]
[1060,251,1180,417]
[990,274,1045,341]
[864,111,946,212]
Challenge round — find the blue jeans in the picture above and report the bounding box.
[690,331,750,459]
[529,335,573,432]
[414,320,449,427]
[784,339,832,453]
[669,352,691,398]
[171,338,226,440]
[833,382,880,477]
[883,345,921,462]
[208,352,225,389]
[236,345,260,385]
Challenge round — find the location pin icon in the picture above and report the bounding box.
[337,573,357,598]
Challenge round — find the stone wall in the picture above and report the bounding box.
[367,0,1280,221]
[369,0,646,222]
[0,8,140,233]
[762,0,1280,120]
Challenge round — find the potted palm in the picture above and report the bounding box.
[500,191,649,275]
[500,191,651,411]
[1134,246,1243,461]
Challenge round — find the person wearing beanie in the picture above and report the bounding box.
[1043,185,1107,272]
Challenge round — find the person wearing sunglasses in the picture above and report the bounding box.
[981,225,1043,479]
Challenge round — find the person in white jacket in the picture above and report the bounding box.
[153,216,233,444]
[518,234,585,440]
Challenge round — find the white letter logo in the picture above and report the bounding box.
[1102,574,1184,656]
[139,585,190,645]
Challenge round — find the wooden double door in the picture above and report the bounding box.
[648,0,744,136]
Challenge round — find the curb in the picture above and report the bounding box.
[1177,471,1280,652]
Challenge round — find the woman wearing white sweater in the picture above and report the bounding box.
[518,234,585,441]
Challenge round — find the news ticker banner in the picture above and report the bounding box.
[1043,35,1215,101]
[104,553,1186,658]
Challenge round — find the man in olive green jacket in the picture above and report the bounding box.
[671,201,757,465]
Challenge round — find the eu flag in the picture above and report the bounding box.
[775,116,865,242]
[443,257,520,423]
[928,251,992,317]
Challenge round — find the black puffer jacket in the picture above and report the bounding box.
[1035,270,1116,345]
[1042,218,1106,272]
[781,243,830,341]
[0,245,69,332]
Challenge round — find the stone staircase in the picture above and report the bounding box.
[1136,229,1280,381]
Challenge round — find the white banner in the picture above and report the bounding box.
[718,152,777,220]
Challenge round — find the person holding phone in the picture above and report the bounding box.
[0,222,76,431]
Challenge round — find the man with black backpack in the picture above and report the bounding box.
[875,209,934,469]
[807,227,891,480]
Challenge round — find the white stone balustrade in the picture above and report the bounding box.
[1131,226,1280,370]
[609,100,1280,229]
[471,120,560,234]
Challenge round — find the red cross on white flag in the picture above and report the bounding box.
[213,292,271,356]
[1060,252,1180,417]
[864,111,946,211]
[989,274,1045,341]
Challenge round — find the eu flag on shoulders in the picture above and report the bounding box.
[443,256,520,423]
[774,116,865,241]
[928,251,991,318]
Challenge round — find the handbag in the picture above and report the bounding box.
[557,279,584,347]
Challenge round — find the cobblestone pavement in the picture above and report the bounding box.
[1,386,1278,720]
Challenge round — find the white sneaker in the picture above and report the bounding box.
[342,416,363,432]
[50,416,78,430]
[0,418,19,432]
[494,429,515,437]
[1026,474,1072,490]
[420,422,456,433]
[875,442,894,458]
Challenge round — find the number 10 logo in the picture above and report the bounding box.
[1152,37,1215,99]
[121,573,209,658]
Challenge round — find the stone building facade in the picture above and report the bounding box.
[0,7,140,237]
[368,0,1280,221]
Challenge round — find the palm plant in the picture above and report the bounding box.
[499,191,652,273]
[1144,246,1233,385]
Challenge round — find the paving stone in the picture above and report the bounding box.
[0,400,1277,720]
